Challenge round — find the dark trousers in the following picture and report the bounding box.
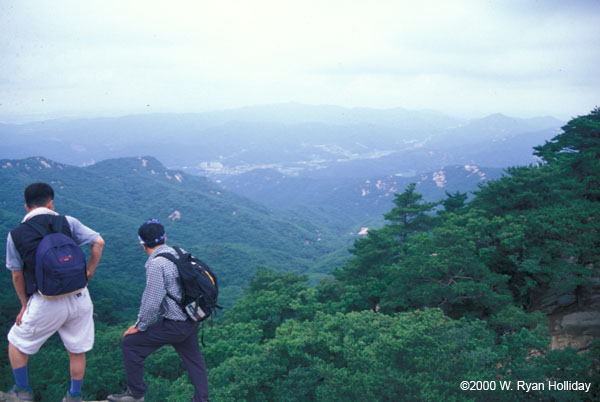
[122,318,209,402]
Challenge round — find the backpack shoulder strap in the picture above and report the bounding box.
[154,251,183,305]
[155,252,178,264]
[172,246,188,259]
[156,246,188,260]
[52,215,64,234]
[24,215,64,237]
[25,219,48,237]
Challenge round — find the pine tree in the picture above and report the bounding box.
[534,107,600,200]
[383,183,439,243]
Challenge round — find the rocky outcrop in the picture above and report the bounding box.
[0,391,107,402]
[534,268,600,350]
[0,392,21,402]
[560,312,600,336]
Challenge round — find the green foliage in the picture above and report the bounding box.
[440,190,469,215]
[487,305,546,334]
[225,268,318,340]
[208,307,598,402]
[332,183,439,312]
[202,322,265,368]
[381,215,513,318]
[471,173,598,305]
[263,309,500,402]
[458,109,600,307]
[82,324,128,399]
[1,109,599,401]
[331,226,401,312]
[534,107,600,200]
[473,165,561,215]
[165,376,195,402]
[383,182,439,243]
[497,328,599,402]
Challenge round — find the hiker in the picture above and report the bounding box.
[107,219,209,402]
[6,182,105,402]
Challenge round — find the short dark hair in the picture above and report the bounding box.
[24,182,54,208]
[138,219,166,248]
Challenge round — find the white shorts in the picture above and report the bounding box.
[7,287,94,355]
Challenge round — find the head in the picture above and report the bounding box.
[138,218,166,253]
[24,182,55,211]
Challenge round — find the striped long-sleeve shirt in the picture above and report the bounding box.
[135,244,188,331]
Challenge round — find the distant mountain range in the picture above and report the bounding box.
[219,164,506,228]
[0,103,562,180]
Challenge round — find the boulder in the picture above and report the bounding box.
[560,312,600,336]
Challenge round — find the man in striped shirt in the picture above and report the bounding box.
[107,219,208,402]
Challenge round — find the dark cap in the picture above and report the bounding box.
[138,218,166,247]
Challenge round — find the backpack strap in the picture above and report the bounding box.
[172,246,192,261]
[25,219,49,237]
[154,251,184,306]
[155,252,178,264]
[172,246,184,257]
[25,215,64,237]
[53,215,64,233]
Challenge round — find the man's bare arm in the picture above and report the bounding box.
[86,235,105,279]
[11,270,29,325]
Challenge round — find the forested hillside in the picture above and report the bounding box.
[0,157,350,341]
[200,109,600,401]
[0,109,598,401]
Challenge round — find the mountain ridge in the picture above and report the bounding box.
[0,104,563,178]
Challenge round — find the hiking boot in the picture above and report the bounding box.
[7,384,35,401]
[107,388,145,402]
[62,390,83,402]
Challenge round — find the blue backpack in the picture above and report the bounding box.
[26,217,88,297]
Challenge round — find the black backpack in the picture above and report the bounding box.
[156,247,220,322]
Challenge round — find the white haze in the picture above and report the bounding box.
[1,0,599,122]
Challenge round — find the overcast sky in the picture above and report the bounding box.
[1,0,599,122]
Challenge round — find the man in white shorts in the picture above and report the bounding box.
[5,182,105,402]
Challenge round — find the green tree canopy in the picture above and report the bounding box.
[383,182,439,243]
[534,107,600,200]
